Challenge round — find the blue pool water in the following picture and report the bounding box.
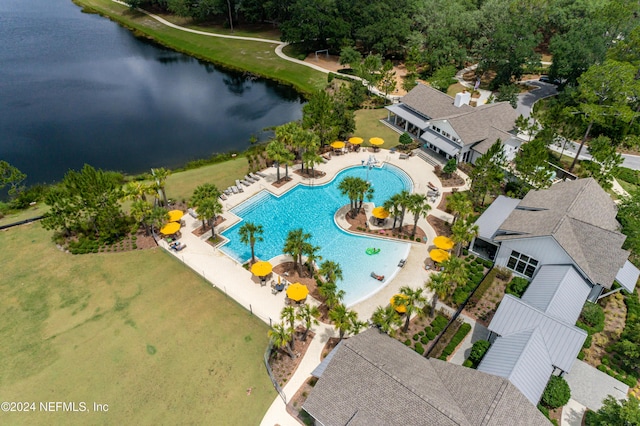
[220,164,413,306]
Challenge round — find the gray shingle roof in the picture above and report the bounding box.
[400,83,473,120]
[488,295,587,372]
[302,329,549,426]
[478,329,554,405]
[495,178,629,287]
[522,265,592,324]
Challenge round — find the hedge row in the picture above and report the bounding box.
[439,323,472,360]
[597,362,638,387]
[468,269,498,306]
[431,315,449,335]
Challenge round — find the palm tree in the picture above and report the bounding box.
[123,181,152,203]
[398,285,427,332]
[407,193,431,238]
[266,139,294,182]
[425,273,450,318]
[151,167,171,207]
[196,198,223,238]
[329,303,359,341]
[145,206,169,236]
[371,305,402,337]
[268,323,295,359]
[130,199,153,235]
[281,306,297,339]
[283,228,312,276]
[447,191,473,225]
[338,176,373,217]
[238,221,264,263]
[192,183,221,206]
[318,260,343,283]
[383,193,402,231]
[296,304,320,341]
[451,219,479,256]
[318,281,345,309]
[396,190,412,233]
[440,255,469,293]
[303,243,322,275]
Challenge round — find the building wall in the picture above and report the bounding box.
[495,236,574,278]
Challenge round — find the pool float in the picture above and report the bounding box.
[366,248,381,255]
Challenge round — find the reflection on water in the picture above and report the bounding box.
[0,0,304,185]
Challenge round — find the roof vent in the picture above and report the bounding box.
[454,90,471,108]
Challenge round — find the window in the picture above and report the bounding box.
[506,250,538,278]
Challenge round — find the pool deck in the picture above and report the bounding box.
[160,148,469,425]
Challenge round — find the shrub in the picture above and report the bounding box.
[597,364,607,372]
[462,249,469,256]
[579,302,605,333]
[431,315,448,334]
[582,335,592,349]
[404,339,411,346]
[413,334,420,341]
[414,342,424,355]
[624,376,637,387]
[601,355,609,366]
[468,269,498,306]
[541,376,571,409]
[494,266,512,281]
[584,410,598,426]
[426,330,436,340]
[421,336,429,345]
[506,276,530,298]
[537,404,550,419]
[416,238,421,243]
[441,323,472,359]
[452,288,468,305]
[469,340,491,364]
[462,359,473,368]
[578,351,585,360]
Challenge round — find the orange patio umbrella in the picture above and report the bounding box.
[286,283,309,302]
[168,210,184,222]
[250,261,273,277]
[430,248,450,263]
[433,236,454,251]
[372,206,390,219]
[160,222,180,235]
[390,294,409,313]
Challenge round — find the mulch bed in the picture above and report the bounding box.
[427,216,452,237]
[462,275,509,327]
[271,176,293,188]
[345,210,427,243]
[435,172,465,188]
[294,169,326,179]
[437,192,451,211]
[269,327,316,388]
[192,215,226,237]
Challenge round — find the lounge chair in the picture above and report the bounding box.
[255,171,267,178]
[231,186,239,194]
[398,259,406,268]
[399,153,409,159]
[240,179,251,187]
[224,187,233,195]
[249,173,261,180]
[219,194,227,201]
[188,208,198,218]
[245,175,256,183]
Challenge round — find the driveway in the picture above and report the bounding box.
[563,360,628,411]
[516,80,557,118]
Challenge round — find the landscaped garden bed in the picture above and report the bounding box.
[268,327,316,388]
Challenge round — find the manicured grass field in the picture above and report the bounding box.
[354,109,402,149]
[72,0,326,94]
[0,205,50,227]
[0,224,275,425]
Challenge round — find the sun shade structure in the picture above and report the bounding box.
[168,210,184,222]
[369,137,384,146]
[348,137,363,145]
[160,222,180,235]
[390,294,408,313]
[330,141,345,149]
[286,283,309,301]
[250,261,273,277]
[430,248,450,263]
[372,206,390,219]
[433,236,454,250]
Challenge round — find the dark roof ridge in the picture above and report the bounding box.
[343,339,469,425]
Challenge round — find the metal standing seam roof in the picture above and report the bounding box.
[474,195,520,240]
[488,295,587,372]
[419,131,462,156]
[522,265,592,324]
[478,329,554,405]
[616,260,640,293]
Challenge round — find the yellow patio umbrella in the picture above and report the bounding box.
[433,236,455,251]
[330,141,345,149]
[286,283,309,302]
[168,209,184,222]
[390,294,409,313]
[430,248,450,263]
[250,261,273,277]
[369,137,384,146]
[372,206,390,219]
[160,222,180,235]
[348,137,364,145]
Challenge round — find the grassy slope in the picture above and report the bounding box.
[72,0,326,94]
[354,109,402,149]
[0,224,274,424]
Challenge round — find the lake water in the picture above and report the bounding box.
[0,0,304,185]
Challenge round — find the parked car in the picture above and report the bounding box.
[539,75,561,85]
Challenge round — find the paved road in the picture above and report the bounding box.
[516,80,557,118]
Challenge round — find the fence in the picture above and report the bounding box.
[264,340,287,403]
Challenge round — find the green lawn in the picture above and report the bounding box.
[72,0,326,94]
[354,109,402,149]
[0,204,50,227]
[0,223,275,425]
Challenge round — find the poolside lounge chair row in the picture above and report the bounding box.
[222,172,266,198]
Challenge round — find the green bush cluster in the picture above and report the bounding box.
[468,340,491,365]
[414,342,425,355]
[615,167,640,185]
[431,315,448,335]
[404,339,411,346]
[505,276,530,298]
[541,376,571,409]
[462,359,473,368]
[579,302,605,333]
[582,334,593,349]
[68,237,100,254]
[440,323,472,359]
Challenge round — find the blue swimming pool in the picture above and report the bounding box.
[220,163,413,306]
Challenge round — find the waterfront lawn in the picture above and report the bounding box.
[73,0,326,94]
[354,109,402,149]
[0,223,274,425]
[0,204,50,227]
[165,156,249,202]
